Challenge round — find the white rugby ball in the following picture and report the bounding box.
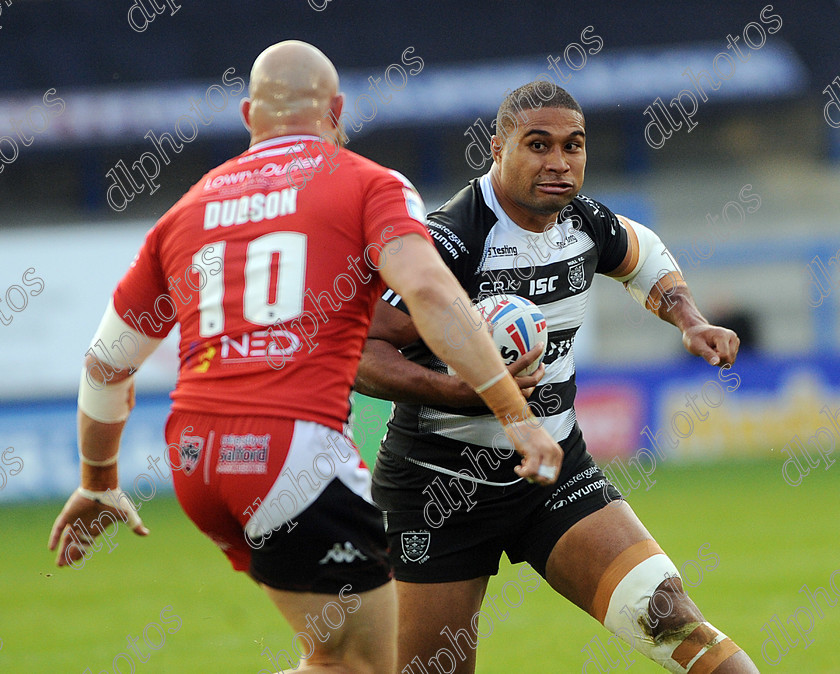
[448,294,548,376]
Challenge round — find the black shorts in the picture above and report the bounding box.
[250,477,392,594]
[371,445,622,583]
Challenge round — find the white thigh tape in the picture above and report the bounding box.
[603,552,737,673]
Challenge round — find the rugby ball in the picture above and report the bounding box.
[448,294,548,376]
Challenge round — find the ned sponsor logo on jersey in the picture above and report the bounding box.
[217,433,270,474]
[220,329,302,364]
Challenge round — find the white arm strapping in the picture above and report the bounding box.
[77,299,163,423]
[613,218,682,308]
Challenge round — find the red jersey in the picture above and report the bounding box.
[113,135,430,430]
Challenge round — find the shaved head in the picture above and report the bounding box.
[244,40,343,145]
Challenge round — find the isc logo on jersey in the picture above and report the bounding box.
[529,275,559,296]
[203,188,298,230]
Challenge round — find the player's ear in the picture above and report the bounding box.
[328,93,344,126]
[491,135,504,163]
[321,93,347,147]
[239,98,252,132]
[324,92,344,136]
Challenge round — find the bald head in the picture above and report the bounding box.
[243,40,343,144]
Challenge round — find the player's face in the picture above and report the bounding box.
[491,106,586,229]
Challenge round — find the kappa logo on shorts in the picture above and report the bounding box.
[318,541,368,564]
[400,530,431,564]
[179,435,204,476]
[217,433,270,474]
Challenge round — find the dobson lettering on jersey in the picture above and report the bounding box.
[203,189,298,229]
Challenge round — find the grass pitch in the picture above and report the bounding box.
[2,443,838,672]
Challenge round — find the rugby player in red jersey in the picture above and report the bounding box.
[48,44,561,672]
[357,82,759,673]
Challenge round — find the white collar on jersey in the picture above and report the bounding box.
[240,135,324,162]
[479,172,519,232]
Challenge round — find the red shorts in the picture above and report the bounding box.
[165,411,391,593]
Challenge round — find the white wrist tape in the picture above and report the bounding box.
[613,219,682,308]
[79,451,119,467]
[474,370,507,394]
[78,299,162,423]
[76,486,143,528]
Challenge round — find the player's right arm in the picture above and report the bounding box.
[48,221,174,567]
[374,232,560,484]
[356,298,544,406]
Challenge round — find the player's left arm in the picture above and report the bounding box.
[606,214,739,367]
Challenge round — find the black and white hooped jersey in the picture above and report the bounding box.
[379,173,629,484]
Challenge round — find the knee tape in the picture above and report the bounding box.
[592,540,741,673]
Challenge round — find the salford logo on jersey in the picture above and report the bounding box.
[217,433,270,474]
[400,530,431,563]
[318,541,369,564]
[568,257,586,291]
[179,435,204,476]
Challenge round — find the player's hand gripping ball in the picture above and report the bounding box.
[448,294,549,376]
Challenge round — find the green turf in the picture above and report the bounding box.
[2,405,839,672]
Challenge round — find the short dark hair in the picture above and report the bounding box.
[494,81,583,138]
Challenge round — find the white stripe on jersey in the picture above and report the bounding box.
[382,288,402,307]
[539,291,591,332]
[418,406,577,451]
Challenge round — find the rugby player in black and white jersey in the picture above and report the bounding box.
[356,82,759,673]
